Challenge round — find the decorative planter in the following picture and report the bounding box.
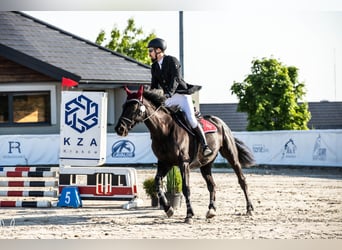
[151,196,159,207]
[166,192,182,210]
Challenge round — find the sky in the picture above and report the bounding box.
[24,4,342,104]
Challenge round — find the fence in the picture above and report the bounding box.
[0,130,341,167]
[0,166,59,207]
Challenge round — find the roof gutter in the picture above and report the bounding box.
[78,80,151,89]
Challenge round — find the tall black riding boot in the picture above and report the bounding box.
[193,125,213,157]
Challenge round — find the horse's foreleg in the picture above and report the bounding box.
[155,167,173,217]
[200,165,217,219]
[180,161,194,223]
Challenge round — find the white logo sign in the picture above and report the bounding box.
[60,91,107,166]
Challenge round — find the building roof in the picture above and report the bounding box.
[307,101,342,129]
[200,102,342,131]
[200,103,248,131]
[0,11,151,86]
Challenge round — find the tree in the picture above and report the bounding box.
[231,57,311,131]
[95,18,156,65]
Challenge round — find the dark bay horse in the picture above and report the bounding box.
[115,86,255,223]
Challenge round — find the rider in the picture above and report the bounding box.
[147,38,212,157]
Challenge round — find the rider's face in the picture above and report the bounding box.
[148,47,156,61]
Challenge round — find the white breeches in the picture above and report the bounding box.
[165,93,198,128]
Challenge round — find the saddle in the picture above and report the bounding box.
[170,107,217,136]
[169,107,217,168]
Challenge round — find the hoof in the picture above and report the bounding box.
[166,207,174,218]
[184,217,193,224]
[246,210,253,216]
[206,208,216,219]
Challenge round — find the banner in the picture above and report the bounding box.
[0,130,341,167]
[234,130,342,167]
[59,91,107,166]
[0,134,59,166]
[106,133,157,164]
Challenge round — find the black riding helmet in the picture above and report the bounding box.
[147,38,167,51]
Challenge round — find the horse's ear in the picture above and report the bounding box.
[137,85,144,101]
[124,86,132,95]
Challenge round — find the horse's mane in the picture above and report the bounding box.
[143,89,181,114]
[143,89,166,107]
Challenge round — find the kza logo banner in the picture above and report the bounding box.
[60,91,107,166]
[65,95,98,133]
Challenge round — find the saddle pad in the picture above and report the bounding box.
[199,118,217,133]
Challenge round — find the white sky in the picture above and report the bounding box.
[24,9,342,103]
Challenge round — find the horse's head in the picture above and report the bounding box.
[115,85,147,136]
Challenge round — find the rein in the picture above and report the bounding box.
[143,105,162,122]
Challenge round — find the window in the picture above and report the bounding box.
[0,93,8,123]
[0,91,51,125]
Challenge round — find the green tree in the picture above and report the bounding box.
[95,18,156,65]
[231,57,311,131]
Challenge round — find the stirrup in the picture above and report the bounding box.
[202,145,212,157]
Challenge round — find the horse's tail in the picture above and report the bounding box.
[234,137,256,168]
[215,116,255,168]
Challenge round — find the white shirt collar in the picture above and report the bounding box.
[158,57,164,69]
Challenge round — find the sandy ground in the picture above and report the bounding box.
[0,166,341,239]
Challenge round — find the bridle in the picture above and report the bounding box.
[120,98,162,128]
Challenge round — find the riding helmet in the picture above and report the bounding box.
[148,38,167,51]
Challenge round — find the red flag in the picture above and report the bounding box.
[62,77,78,87]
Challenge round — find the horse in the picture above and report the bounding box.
[115,85,255,223]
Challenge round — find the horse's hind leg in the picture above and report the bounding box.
[200,164,217,219]
[220,149,254,216]
[231,162,254,215]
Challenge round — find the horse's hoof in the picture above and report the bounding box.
[166,207,174,218]
[206,208,216,219]
[246,210,253,216]
[184,217,193,224]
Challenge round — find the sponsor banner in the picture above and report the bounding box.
[0,135,60,166]
[0,130,341,167]
[106,133,157,164]
[0,133,156,166]
[59,91,107,166]
[233,130,342,167]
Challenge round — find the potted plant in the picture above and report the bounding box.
[165,166,183,209]
[142,177,159,207]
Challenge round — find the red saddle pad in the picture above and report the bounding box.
[199,118,217,133]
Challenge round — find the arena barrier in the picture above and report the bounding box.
[0,166,59,207]
[1,130,341,167]
[58,166,138,201]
